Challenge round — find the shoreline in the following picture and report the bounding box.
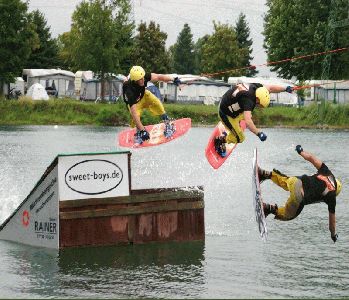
[0,99,348,129]
[1,123,349,130]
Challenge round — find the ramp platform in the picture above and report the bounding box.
[0,151,204,249]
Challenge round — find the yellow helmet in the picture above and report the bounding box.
[336,179,342,196]
[129,66,145,81]
[256,86,270,108]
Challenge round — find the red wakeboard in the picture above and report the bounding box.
[205,120,246,169]
[118,118,191,148]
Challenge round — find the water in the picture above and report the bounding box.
[28,0,271,75]
[0,125,349,298]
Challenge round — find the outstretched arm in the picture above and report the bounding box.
[264,84,293,94]
[329,212,337,242]
[295,145,323,170]
[151,73,174,82]
[329,212,336,236]
[150,73,182,87]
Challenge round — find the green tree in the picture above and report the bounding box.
[235,13,258,77]
[0,0,38,94]
[171,23,195,74]
[26,10,60,69]
[111,0,134,75]
[57,32,75,70]
[264,0,349,80]
[59,0,134,98]
[132,21,170,73]
[193,35,210,75]
[201,22,247,81]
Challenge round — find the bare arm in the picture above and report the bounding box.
[150,73,174,82]
[130,105,144,131]
[329,212,336,237]
[299,150,323,170]
[264,84,287,93]
[243,111,259,135]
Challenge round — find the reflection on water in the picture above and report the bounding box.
[0,240,205,298]
[59,240,205,269]
[58,242,206,298]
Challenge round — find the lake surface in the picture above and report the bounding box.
[0,125,348,298]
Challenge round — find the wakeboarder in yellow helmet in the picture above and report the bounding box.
[214,82,294,157]
[259,145,342,243]
[122,66,181,144]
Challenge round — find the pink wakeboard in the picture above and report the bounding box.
[205,120,246,169]
[118,118,191,148]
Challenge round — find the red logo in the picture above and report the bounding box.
[317,175,336,191]
[22,210,30,227]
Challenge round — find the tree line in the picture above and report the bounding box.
[0,0,256,92]
[1,0,348,95]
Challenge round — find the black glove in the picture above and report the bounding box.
[295,145,303,155]
[173,77,182,86]
[331,233,338,243]
[140,130,150,141]
[285,86,293,93]
[257,132,267,142]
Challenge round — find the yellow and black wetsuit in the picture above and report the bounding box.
[122,73,166,127]
[272,163,337,220]
[219,83,263,144]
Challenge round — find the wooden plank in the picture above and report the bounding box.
[132,209,205,244]
[60,200,204,220]
[128,215,135,242]
[60,216,130,248]
[131,186,204,195]
[59,187,204,208]
[60,207,205,247]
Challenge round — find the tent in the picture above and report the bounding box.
[27,83,49,100]
[23,69,75,97]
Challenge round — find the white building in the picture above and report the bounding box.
[159,75,231,105]
[75,71,125,101]
[2,77,25,97]
[300,80,349,104]
[22,69,75,97]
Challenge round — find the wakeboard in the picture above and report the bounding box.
[118,118,191,148]
[205,120,246,169]
[252,148,268,241]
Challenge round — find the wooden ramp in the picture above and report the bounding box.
[0,151,204,249]
[60,186,204,248]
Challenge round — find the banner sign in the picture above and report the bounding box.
[58,153,130,201]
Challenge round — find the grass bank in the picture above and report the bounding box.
[0,97,349,128]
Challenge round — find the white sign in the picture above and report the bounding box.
[58,153,130,201]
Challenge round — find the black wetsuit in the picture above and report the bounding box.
[300,163,337,213]
[122,73,152,107]
[219,83,263,118]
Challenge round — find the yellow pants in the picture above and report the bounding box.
[219,113,245,144]
[271,171,304,221]
[128,90,166,128]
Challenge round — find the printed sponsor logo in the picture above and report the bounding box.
[34,220,57,234]
[29,178,57,212]
[35,191,55,214]
[64,159,124,195]
[35,218,57,241]
[22,210,30,227]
